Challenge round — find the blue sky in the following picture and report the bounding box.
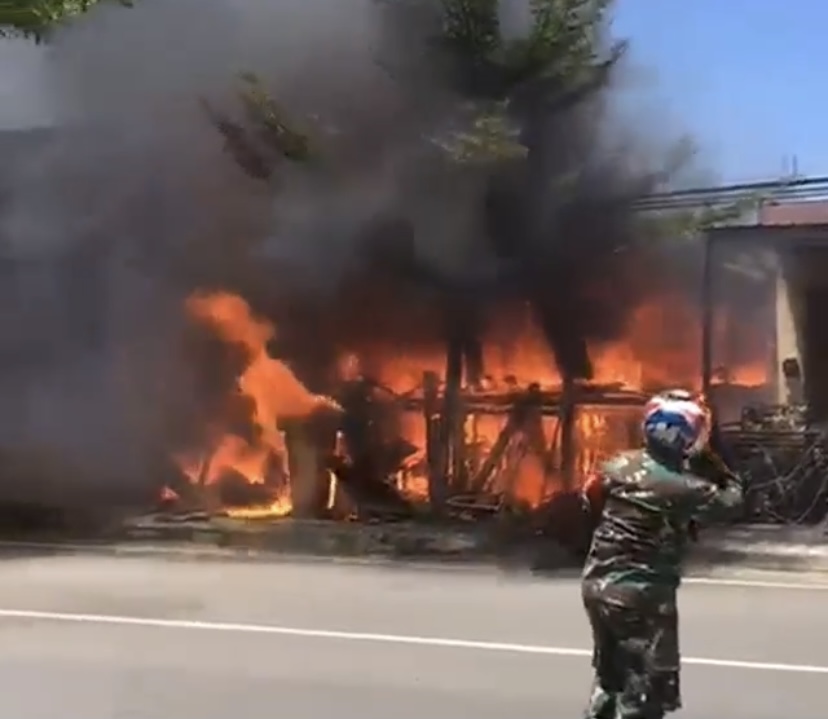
[615,0,824,184]
[1,1,821,184]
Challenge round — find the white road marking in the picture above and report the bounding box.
[686,576,828,590]
[0,608,825,674]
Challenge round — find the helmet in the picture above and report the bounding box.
[643,392,710,459]
[659,388,695,402]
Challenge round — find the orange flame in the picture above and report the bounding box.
[170,291,340,517]
[359,297,769,396]
[167,285,771,516]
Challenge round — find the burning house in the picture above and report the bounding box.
[158,182,828,529]
[0,136,806,530]
[0,132,807,530]
[158,217,775,525]
[2,0,818,536]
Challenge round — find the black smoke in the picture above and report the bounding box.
[0,0,687,507]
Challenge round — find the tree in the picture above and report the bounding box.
[210,1,643,386]
[200,73,315,184]
[210,1,622,174]
[437,0,624,159]
[430,1,632,381]
[0,0,133,40]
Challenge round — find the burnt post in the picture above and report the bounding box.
[423,371,447,511]
[559,376,577,489]
[284,419,330,518]
[701,231,714,397]
[440,333,465,494]
[469,383,542,495]
[196,447,216,487]
[446,305,485,493]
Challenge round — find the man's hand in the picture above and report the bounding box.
[689,445,738,488]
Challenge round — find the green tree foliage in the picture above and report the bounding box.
[0,0,133,40]
[200,73,314,183]
[216,0,624,179]
[440,0,621,94]
[436,0,624,162]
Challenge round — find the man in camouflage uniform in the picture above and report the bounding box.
[581,391,743,719]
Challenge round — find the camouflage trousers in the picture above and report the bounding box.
[582,595,681,719]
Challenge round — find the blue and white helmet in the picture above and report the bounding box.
[643,390,710,458]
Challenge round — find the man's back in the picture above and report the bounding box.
[582,449,742,605]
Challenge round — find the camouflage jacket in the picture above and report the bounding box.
[582,449,743,606]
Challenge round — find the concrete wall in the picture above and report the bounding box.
[709,235,777,411]
[779,245,828,416]
[774,251,804,404]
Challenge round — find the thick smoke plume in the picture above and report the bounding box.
[0,0,681,507]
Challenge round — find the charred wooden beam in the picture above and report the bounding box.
[501,384,546,502]
[422,371,446,510]
[559,377,577,489]
[469,412,521,494]
[284,420,329,518]
[469,385,543,494]
[400,387,648,415]
[450,405,468,494]
[439,333,464,496]
[196,448,215,487]
[521,385,549,454]
[463,334,484,388]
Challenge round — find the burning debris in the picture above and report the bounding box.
[157,285,769,523]
[164,291,342,518]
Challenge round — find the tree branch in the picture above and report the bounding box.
[0,0,135,41]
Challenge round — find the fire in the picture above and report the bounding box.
[166,285,770,518]
[361,297,769,395]
[339,293,770,507]
[168,291,341,518]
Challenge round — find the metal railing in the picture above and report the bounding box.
[634,175,828,212]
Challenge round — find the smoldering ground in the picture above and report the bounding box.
[0,0,686,508]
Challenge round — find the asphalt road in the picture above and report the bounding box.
[0,550,824,718]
